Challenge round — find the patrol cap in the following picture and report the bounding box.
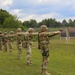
[40,25,48,31]
[28,28,34,32]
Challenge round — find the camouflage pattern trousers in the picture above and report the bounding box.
[8,42,13,54]
[3,43,7,52]
[26,44,32,64]
[17,43,22,59]
[0,42,2,50]
[41,44,49,70]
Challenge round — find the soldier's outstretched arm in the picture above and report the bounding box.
[54,31,61,34]
[48,31,60,37]
[23,32,38,36]
[32,32,38,36]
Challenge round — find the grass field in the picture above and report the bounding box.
[0,39,75,75]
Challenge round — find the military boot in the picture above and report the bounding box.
[44,70,51,75]
[26,62,32,65]
[0,46,2,50]
[9,49,12,55]
[42,69,51,75]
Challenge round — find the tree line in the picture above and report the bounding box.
[0,9,75,29]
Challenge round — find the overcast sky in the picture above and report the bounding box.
[0,0,75,22]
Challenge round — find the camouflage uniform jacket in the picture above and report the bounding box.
[23,32,33,48]
[0,34,3,42]
[16,32,24,44]
[2,35,8,44]
[8,35,14,42]
[38,32,58,50]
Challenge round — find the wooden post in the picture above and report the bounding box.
[66,28,70,44]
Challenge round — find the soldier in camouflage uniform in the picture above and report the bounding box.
[8,31,14,55]
[0,31,3,50]
[16,28,24,59]
[2,32,8,52]
[23,28,34,65]
[38,25,60,75]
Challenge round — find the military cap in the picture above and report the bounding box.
[17,28,22,32]
[10,31,14,34]
[4,32,7,35]
[28,28,34,32]
[40,25,48,31]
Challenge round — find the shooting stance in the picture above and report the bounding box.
[0,31,3,50]
[16,28,24,59]
[38,25,60,75]
[2,32,8,52]
[8,31,15,55]
[23,28,34,65]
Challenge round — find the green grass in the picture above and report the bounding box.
[0,39,75,75]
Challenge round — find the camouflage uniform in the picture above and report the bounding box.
[8,31,14,55]
[16,28,23,59]
[38,25,60,75]
[2,32,8,52]
[0,31,3,50]
[23,28,34,65]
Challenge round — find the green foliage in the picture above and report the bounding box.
[1,9,75,28]
[22,18,75,28]
[0,9,10,25]
[3,17,16,28]
[0,9,24,28]
[0,28,17,33]
[22,19,37,28]
[29,19,37,28]
[22,21,30,28]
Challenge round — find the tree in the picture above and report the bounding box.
[72,20,75,27]
[22,19,37,28]
[62,19,68,27]
[68,19,74,27]
[3,16,23,28]
[0,9,10,25]
[39,18,61,28]
[0,9,24,29]
[22,21,30,28]
[29,19,37,28]
[55,21,62,28]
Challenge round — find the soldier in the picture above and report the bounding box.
[8,31,14,55]
[0,31,3,50]
[23,28,34,65]
[2,32,8,52]
[38,25,60,75]
[16,28,24,59]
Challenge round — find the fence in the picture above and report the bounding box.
[60,27,75,44]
